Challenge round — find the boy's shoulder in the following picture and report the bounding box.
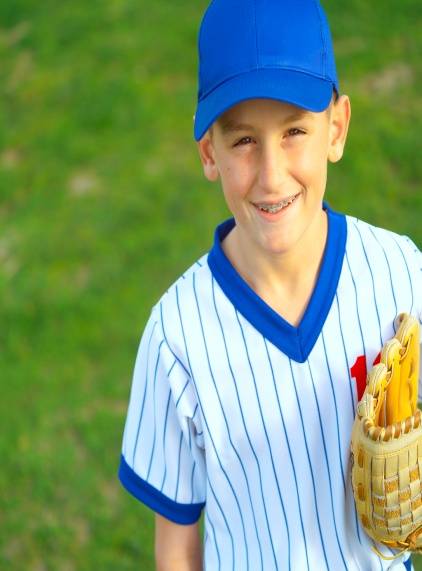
[345,213,420,260]
[160,251,210,302]
[147,251,212,358]
[345,214,421,315]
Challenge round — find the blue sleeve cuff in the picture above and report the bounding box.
[118,454,205,525]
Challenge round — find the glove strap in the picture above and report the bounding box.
[371,525,422,560]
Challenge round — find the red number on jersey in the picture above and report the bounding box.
[350,352,381,401]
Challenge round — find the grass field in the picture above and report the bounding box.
[0,0,421,569]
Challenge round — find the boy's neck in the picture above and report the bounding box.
[221,210,328,326]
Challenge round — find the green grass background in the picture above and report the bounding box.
[0,0,420,569]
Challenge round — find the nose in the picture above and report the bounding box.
[257,141,286,193]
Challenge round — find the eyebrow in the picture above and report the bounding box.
[219,109,312,135]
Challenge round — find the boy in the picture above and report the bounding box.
[118,1,421,569]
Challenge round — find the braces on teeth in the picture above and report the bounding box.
[258,194,298,213]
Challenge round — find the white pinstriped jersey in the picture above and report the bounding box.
[119,204,421,571]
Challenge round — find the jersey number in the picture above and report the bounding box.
[350,353,381,401]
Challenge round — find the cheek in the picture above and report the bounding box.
[220,159,253,198]
[291,145,327,187]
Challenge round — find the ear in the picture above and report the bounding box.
[328,95,351,163]
[197,131,219,182]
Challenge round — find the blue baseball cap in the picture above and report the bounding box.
[194,0,339,141]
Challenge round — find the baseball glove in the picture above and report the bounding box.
[350,313,421,560]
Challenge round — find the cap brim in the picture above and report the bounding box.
[194,68,335,141]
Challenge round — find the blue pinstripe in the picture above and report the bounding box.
[307,360,348,569]
[146,340,165,480]
[175,378,190,408]
[211,277,265,570]
[348,225,397,564]
[175,282,237,571]
[289,359,329,570]
[175,430,184,501]
[335,295,357,418]
[288,357,330,570]
[207,472,234,570]
[159,303,190,377]
[344,250,366,363]
[260,339,294,569]
[236,313,289,570]
[167,359,177,376]
[159,390,172,491]
[192,403,199,419]
[193,274,250,570]
[344,252,384,568]
[205,510,221,570]
[334,292,363,547]
[321,330,347,493]
[132,321,158,466]
[392,235,414,315]
[354,223,384,347]
[368,227,398,331]
[190,461,196,504]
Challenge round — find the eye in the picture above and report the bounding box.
[287,128,305,137]
[233,136,253,147]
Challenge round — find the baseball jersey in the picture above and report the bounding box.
[118,203,421,571]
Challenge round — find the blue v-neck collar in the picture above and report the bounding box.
[207,203,347,363]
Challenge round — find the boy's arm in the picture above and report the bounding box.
[155,514,203,571]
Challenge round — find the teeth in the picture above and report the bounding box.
[257,193,299,213]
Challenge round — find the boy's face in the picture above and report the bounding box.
[197,96,350,257]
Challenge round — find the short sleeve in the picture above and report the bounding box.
[118,306,206,524]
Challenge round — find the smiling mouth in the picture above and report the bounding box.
[254,191,301,214]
